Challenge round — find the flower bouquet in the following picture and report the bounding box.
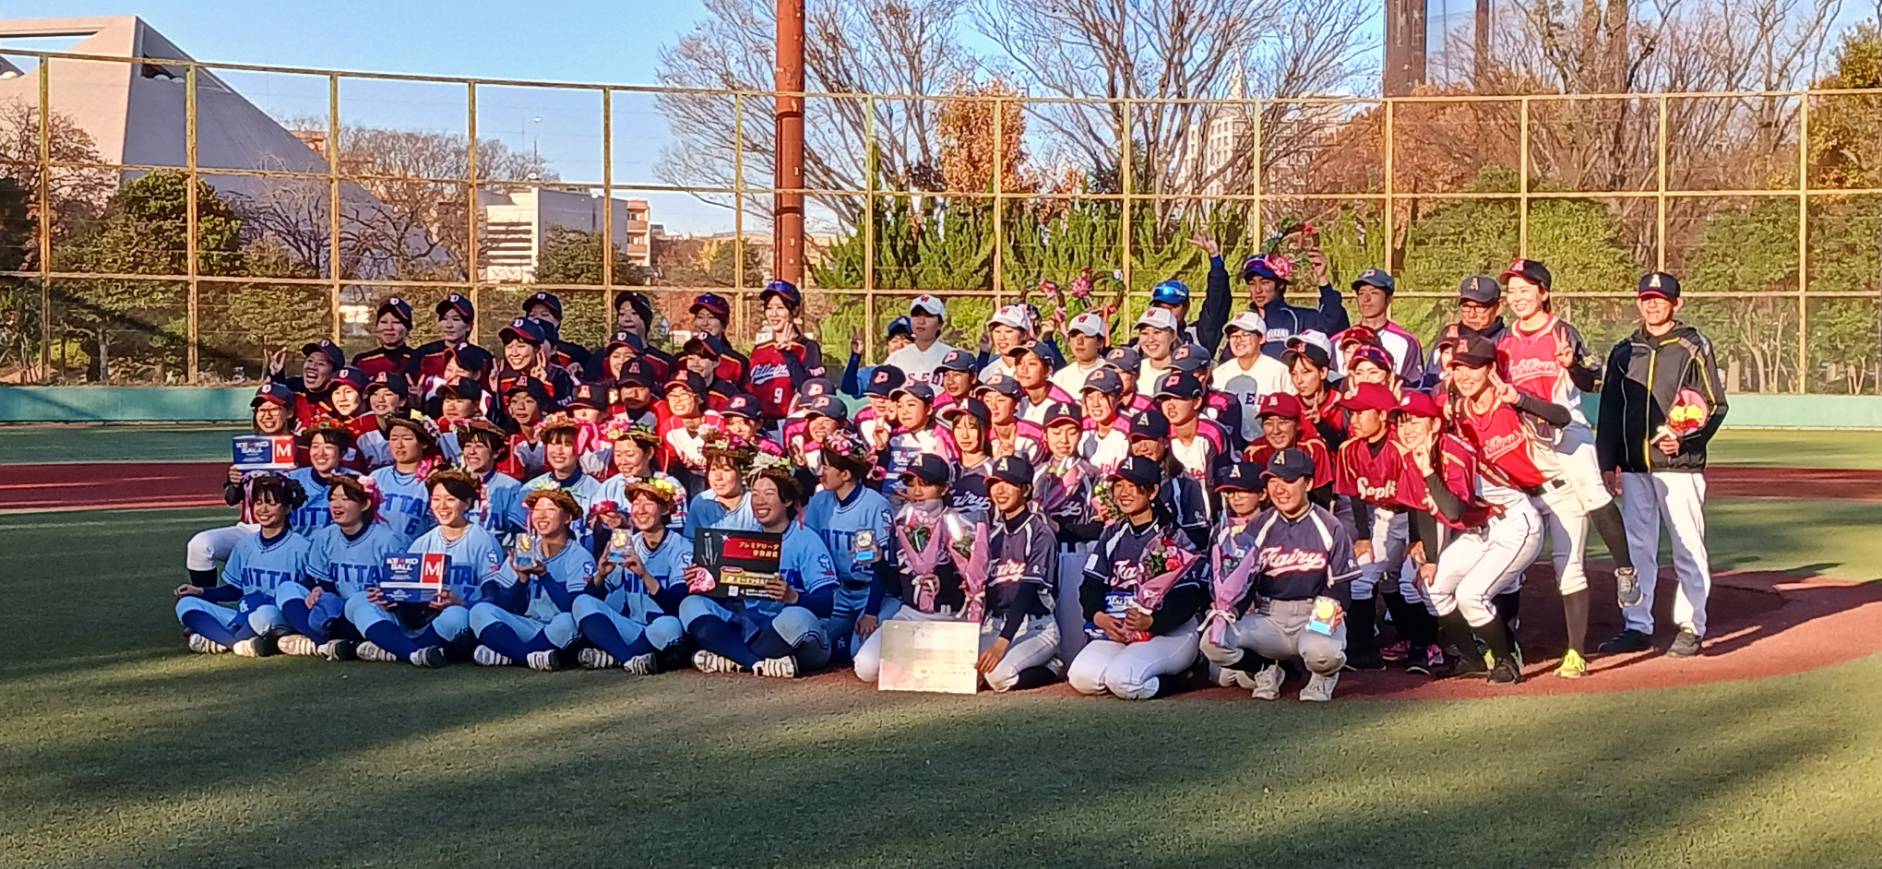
[1089,479,1121,522]
[895,510,951,613]
[1124,536,1199,643]
[948,522,990,622]
[1202,533,1262,646]
[1656,387,1711,444]
[1035,456,1088,517]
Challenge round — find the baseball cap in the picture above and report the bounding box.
[1459,275,1502,305]
[1153,370,1204,401]
[935,349,978,374]
[863,365,908,398]
[445,379,486,402]
[1129,411,1170,441]
[760,279,802,309]
[1451,334,1499,368]
[1336,325,1381,350]
[500,376,552,407]
[690,292,732,319]
[1501,258,1553,290]
[886,316,913,339]
[664,370,708,398]
[890,381,936,403]
[1347,345,1393,374]
[365,371,411,399]
[435,293,474,321]
[1066,312,1107,338]
[804,394,849,422]
[523,291,562,320]
[1241,254,1292,284]
[1135,307,1179,333]
[568,383,607,411]
[989,304,1034,334]
[941,396,991,426]
[330,366,368,392]
[1004,342,1051,364]
[300,339,344,370]
[1216,461,1263,492]
[1262,448,1316,482]
[798,377,837,401]
[1258,393,1305,421]
[681,335,722,360]
[1168,343,1210,374]
[1351,268,1396,293]
[902,453,951,485]
[722,393,763,420]
[1341,382,1398,413]
[988,455,1036,487]
[1102,346,1142,372]
[1397,390,1443,419]
[909,294,947,319]
[616,357,655,389]
[1081,367,1124,395]
[252,382,295,408]
[446,345,493,377]
[1637,271,1681,301]
[375,296,414,328]
[1282,332,1332,369]
[1150,279,1190,307]
[499,317,546,347]
[1041,402,1082,428]
[1111,455,1164,488]
[1225,311,1267,336]
[976,373,1022,398]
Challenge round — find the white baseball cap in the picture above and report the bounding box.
[1225,310,1267,337]
[1134,307,1179,333]
[1066,311,1106,337]
[990,304,1034,334]
[1287,329,1333,356]
[910,294,946,319]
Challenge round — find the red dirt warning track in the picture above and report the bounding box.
[3,459,1879,698]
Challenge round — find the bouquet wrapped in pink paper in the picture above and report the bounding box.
[895,508,951,613]
[949,522,991,622]
[1035,457,1088,517]
[1125,536,1199,643]
[1203,529,1262,645]
[1657,387,1711,443]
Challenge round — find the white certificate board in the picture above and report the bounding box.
[876,619,980,695]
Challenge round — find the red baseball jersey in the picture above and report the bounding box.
[1247,437,1335,490]
[1496,315,1591,427]
[1396,432,1494,529]
[1451,397,1547,495]
[1335,432,1406,506]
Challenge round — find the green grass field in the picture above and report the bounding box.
[3,427,1881,867]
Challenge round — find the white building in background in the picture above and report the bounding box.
[1178,70,1258,196]
[479,188,652,282]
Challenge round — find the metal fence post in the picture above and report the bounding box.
[466,82,480,345]
[1383,99,1395,271]
[185,64,200,383]
[328,74,342,343]
[1120,99,1133,319]
[732,92,745,340]
[35,60,50,381]
[863,95,876,357]
[1518,96,1530,256]
[1797,94,1810,394]
[1656,95,1668,272]
[601,87,614,301]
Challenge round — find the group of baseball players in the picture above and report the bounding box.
[174,240,1729,701]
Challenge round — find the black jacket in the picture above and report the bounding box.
[1596,322,1729,473]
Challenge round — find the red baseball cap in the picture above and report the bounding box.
[1257,393,1305,421]
[1341,383,1398,413]
[1396,390,1443,419]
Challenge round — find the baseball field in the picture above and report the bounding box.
[3,426,1880,867]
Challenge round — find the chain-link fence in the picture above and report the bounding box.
[0,49,1877,392]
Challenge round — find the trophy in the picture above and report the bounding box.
[607,529,632,566]
[513,534,538,571]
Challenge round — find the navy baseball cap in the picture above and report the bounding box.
[1451,334,1499,368]
[941,396,990,426]
[722,393,762,420]
[1169,343,1210,374]
[1102,346,1142,372]
[902,453,951,485]
[988,455,1035,487]
[1352,268,1396,294]
[300,339,344,369]
[1081,367,1124,395]
[499,317,546,346]
[886,316,913,339]
[1262,448,1316,482]
[499,375,551,406]
[681,335,722,360]
[890,381,935,403]
[1501,258,1552,290]
[435,293,474,321]
[445,379,485,402]
[690,293,732,318]
[1153,371,1204,401]
[1458,275,1502,305]
[1129,411,1170,441]
[936,349,977,374]
[1150,279,1190,306]
[252,382,295,408]
[523,291,562,320]
[1041,402,1082,428]
[760,279,803,309]
[567,382,607,411]
[1004,341,1050,363]
[664,370,707,398]
[798,377,837,400]
[331,366,368,392]
[863,365,907,398]
[1638,271,1681,301]
[1111,455,1163,488]
[616,357,655,389]
[365,371,411,398]
[447,345,493,377]
[375,296,414,328]
[976,373,1022,398]
[804,394,849,422]
[1216,461,1262,492]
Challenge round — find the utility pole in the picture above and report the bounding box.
[1383,0,1428,96]
[774,0,806,285]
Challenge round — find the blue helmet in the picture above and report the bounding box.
[760,279,802,309]
[1151,279,1191,306]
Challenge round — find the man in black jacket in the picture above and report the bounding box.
[1595,272,1729,658]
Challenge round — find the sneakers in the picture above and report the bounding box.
[622,652,658,675]
[230,636,272,658]
[1555,648,1589,679]
[319,639,356,662]
[1343,648,1387,672]
[1299,672,1339,702]
[408,646,448,668]
[693,650,742,674]
[525,650,564,672]
[1488,655,1523,685]
[276,634,319,657]
[1251,664,1283,700]
[354,641,399,663]
[1442,650,1489,679]
[754,656,799,678]
[578,648,618,670]
[1508,641,1525,673]
[1667,629,1703,658]
[1379,640,1411,663]
[1597,629,1652,654]
[185,633,228,655]
[472,645,514,667]
[1405,643,1442,676]
[1615,567,1642,608]
[1218,666,1258,691]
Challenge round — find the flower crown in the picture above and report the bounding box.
[746,445,800,484]
[820,430,872,463]
[626,476,685,508]
[701,425,757,462]
[602,416,660,447]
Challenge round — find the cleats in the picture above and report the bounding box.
[1555,648,1589,679]
[693,650,741,674]
[1299,672,1339,702]
[472,645,514,667]
[354,641,398,663]
[754,656,799,678]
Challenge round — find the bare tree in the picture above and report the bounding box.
[654,0,974,229]
[0,99,116,251]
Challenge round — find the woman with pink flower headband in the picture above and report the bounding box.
[593,422,688,534]
[272,474,405,662]
[573,477,689,675]
[523,419,605,548]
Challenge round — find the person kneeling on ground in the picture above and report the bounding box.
[175,474,310,658]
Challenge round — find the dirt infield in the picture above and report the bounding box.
[4,459,1879,698]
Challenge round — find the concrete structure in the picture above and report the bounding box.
[479,188,651,283]
[1177,71,1256,196]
